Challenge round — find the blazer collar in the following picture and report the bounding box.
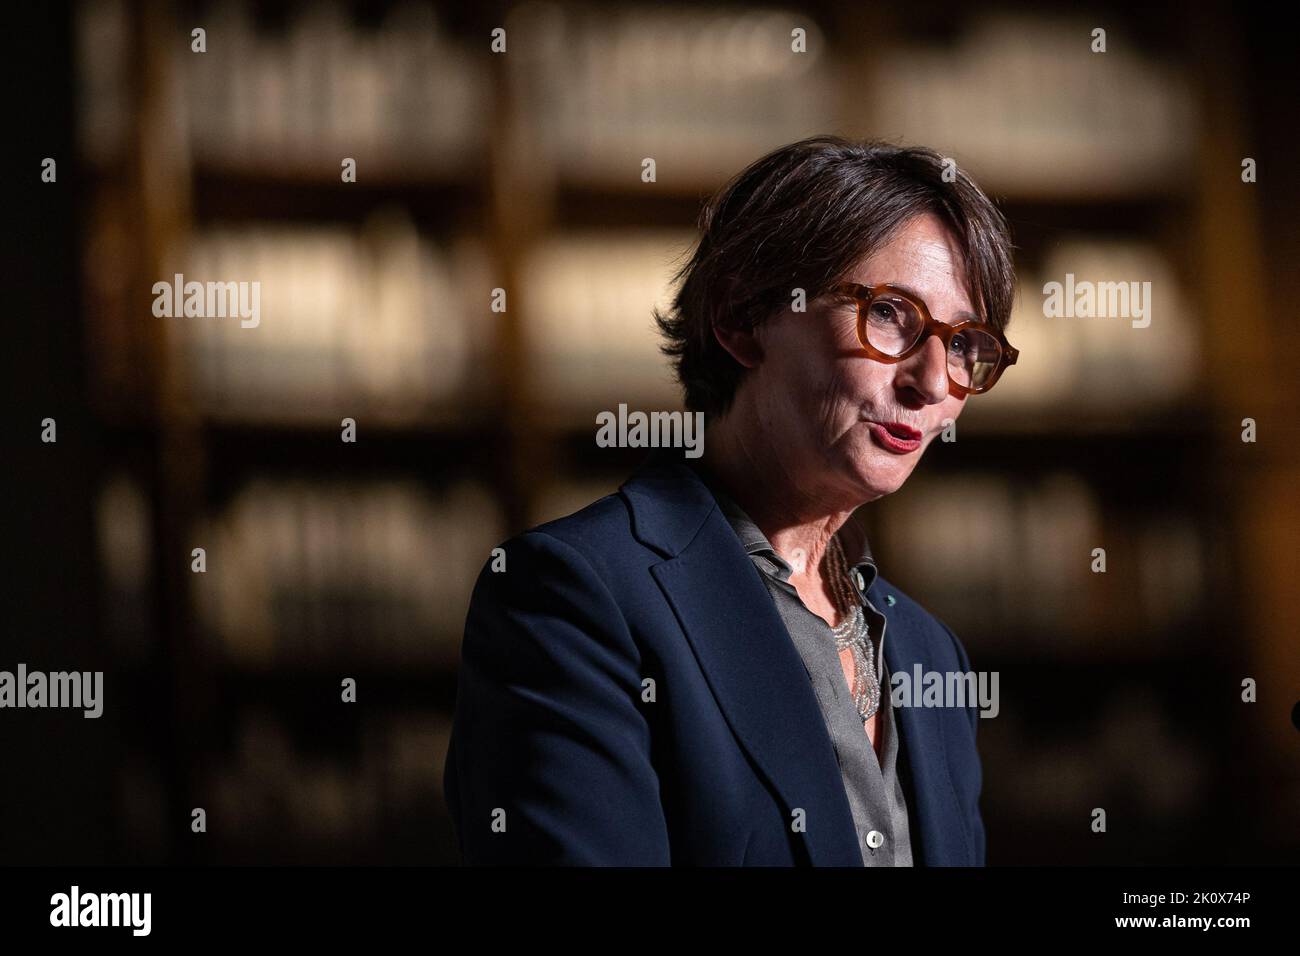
[703,478,879,593]
[617,448,719,558]
[621,448,863,864]
[618,446,970,866]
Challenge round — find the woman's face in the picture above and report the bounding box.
[745,212,978,504]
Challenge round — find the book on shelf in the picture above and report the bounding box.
[172,212,495,424]
[977,688,1210,825]
[201,709,453,849]
[871,13,1196,198]
[191,477,505,669]
[975,238,1199,425]
[874,470,1209,655]
[506,3,838,186]
[521,229,695,409]
[77,0,490,177]
[95,471,155,660]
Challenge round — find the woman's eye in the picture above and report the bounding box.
[869,303,900,324]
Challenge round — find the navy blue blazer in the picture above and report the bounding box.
[443,448,986,865]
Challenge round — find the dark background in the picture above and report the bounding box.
[8,0,1298,864]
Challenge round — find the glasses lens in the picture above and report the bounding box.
[946,326,1003,390]
[860,293,924,356]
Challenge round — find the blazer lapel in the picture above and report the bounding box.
[874,579,973,866]
[622,450,864,866]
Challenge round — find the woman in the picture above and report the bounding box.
[444,136,1018,866]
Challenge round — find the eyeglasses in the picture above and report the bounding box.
[829,282,1019,396]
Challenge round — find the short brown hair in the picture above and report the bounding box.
[654,136,1016,420]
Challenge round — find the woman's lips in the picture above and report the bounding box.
[867,421,922,454]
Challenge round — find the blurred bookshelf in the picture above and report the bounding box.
[72,0,1297,865]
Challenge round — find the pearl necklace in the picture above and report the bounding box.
[826,533,881,722]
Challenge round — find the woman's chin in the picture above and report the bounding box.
[855,451,917,498]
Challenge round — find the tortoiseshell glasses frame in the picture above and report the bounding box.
[829,281,1019,396]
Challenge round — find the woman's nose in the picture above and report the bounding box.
[893,333,950,404]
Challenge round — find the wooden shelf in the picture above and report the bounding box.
[552,178,713,229]
[190,164,488,230]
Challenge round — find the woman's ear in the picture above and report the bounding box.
[711,310,764,369]
[710,279,764,369]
